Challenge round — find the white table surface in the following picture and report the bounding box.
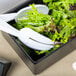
[0,31,76,76]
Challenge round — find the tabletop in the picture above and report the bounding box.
[0,31,76,76]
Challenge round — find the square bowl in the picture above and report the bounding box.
[1,0,76,74]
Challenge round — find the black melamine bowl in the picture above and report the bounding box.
[2,0,76,74]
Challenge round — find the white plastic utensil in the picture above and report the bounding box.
[0,4,49,22]
[0,4,55,50]
[0,19,54,50]
[0,13,17,22]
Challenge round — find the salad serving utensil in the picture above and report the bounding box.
[0,5,49,22]
[0,5,55,50]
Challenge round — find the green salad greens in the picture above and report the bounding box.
[16,4,53,33]
[43,0,76,43]
[14,0,76,55]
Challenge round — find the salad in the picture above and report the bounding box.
[14,0,76,55]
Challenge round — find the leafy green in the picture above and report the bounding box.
[17,4,51,28]
[43,0,76,43]
[15,2,76,55]
[35,44,60,55]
